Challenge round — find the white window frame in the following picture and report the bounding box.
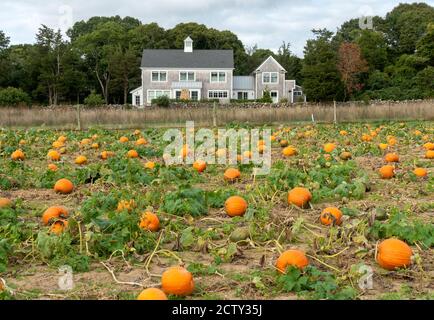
[208,90,229,99]
[135,95,140,106]
[150,71,167,83]
[179,71,196,82]
[210,71,227,83]
[262,72,279,84]
[294,91,302,96]
[237,91,249,100]
[147,90,171,103]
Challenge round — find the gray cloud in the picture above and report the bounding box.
[0,0,429,56]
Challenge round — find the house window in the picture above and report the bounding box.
[148,90,171,103]
[180,71,195,81]
[174,89,200,101]
[190,90,199,101]
[210,72,226,83]
[262,72,278,84]
[151,71,167,82]
[208,90,228,99]
[237,92,248,100]
[135,95,140,105]
[294,91,302,96]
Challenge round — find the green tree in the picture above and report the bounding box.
[353,30,388,71]
[0,87,31,106]
[416,23,434,65]
[276,42,303,83]
[301,29,344,101]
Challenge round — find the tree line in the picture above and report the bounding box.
[0,2,432,106]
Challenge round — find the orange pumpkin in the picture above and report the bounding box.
[52,141,64,149]
[117,200,136,212]
[134,130,141,136]
[11,150,25,161]
[224,168,241,182]
[362,134,372,142]
[413,168,427,177]
[47,150,61,161]
[323,143,336,153]
[378,143,388,150]
[137,288,168,300]
[193,160,207,173]
[0,198,12,208]
[48,163,58,172]
[54,178,74,194]
[379,165,395,179]
[75,155,87,165]
[135,138,148,146]
[144,161,155,170]
[339,130,348,136]
[49,219,69,235]
[161,266,194,296]
[282,146,297,157]
[42,206,69,225]
[423,142,434,151]
[100,151,115,160]
[384,153,399,163]
[376,238,412,270]
[127,150,139,158]
[80,138,92,146]
[276,249,309,273]
[426,150,434,159]
[320,207,343,226]
[225,196,248,217]
[57,136,67,143]
[287,187,312,208]
[139,212,160,232]
[280,140,289,147]
[91,143,99,149]
[119,136,129,143]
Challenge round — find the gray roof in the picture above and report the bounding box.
[233,76,255,90]
[141,49,234,69]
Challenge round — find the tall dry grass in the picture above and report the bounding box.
[0,100,433,129]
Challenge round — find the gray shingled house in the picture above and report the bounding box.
[130,37,305,106]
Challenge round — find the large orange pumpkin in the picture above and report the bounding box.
[323,143,336,153]
[49,219,69,235]
[127,150,139,158]
[11,150,25,161]
[135,138,148,146]
[137,288,168,300]
[161,266,194,296]
[75,155,87,165]
[423,142,434,151]
[42,206,69,225]
[193,160,207,173]
[225,196,248,217]
[376,238,412,270]
[282,146,297,157]
[54,178,74,194]
[119,136,129,143]
[276,249,309,273]
[47,150,61,161]
[426,150,434,159]
[224,168,240,182]
[287,187,312,208]
[320,207,343,226]
[139,212,160,232]
[413,168,427,178]
[379,165,395,179]
[384,153,399,163]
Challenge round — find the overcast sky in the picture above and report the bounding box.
[1,0,432,56]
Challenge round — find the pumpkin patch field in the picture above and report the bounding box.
[0,121,433,300]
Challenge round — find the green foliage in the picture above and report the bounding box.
[84,90,105,106]
[259,89,273,103]
[162,185,208,217]
[369,211,434,248]
[0,87,31,106]
[276,266,357,300]
[152,95,170,107]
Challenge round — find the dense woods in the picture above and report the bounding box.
[0,2,433,105]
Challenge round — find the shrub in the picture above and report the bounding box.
[260,89,273,103]
[152,95,170,107]
[84,91,105,106]
[0,87,31,106]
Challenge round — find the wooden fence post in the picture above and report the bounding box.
[213,101,217,127]
[333,100,337,124]
[76,104,82,130]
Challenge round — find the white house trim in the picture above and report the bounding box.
[208,90,229,99]
[262,72,279,85]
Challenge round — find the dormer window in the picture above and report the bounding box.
[184,36,193,53]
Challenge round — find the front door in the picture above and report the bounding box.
[174,89,200,101]
[270,91,278,103]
